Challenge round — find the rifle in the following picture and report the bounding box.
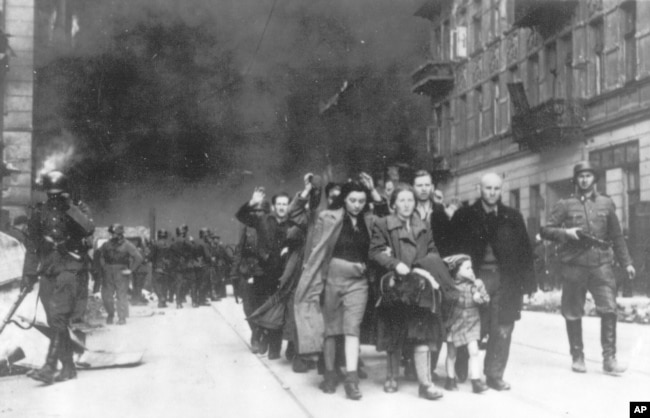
[0,287,30,337]
[576,230,612,250]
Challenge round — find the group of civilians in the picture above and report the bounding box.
[231,161,633,401]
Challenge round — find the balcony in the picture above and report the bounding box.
[411,61,455,101]
[414,0,454,21]
[513,0,578,38]
[511,99,586,152]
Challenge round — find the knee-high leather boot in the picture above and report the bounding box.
[55,331,77,382]
[29,331,63,384]
[601,314,625,374]
[566,319,586,372]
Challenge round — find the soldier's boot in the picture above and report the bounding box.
[566,319,586,373]
[55,332,77,382]
[601,314,626,374]
[29,331,63,385]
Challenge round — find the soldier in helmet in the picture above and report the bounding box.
[150,229,173,308]
[98,223,143,325]
[541,161,635,375]
[20,170,95,384]
[170,224,193,308]
[193,227,212,307]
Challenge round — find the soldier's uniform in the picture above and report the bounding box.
[542,161,633,374]
[193,231,212,307]
[170,225,194,308]
[98,224,143,324]
[212,238,232,300]
[131,240,150,305]
[22,171,95,384]
[150,229,173,308]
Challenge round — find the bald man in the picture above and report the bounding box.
[448,173,536,391]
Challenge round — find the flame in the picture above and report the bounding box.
[36,145,75,184]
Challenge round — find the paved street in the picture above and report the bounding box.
[1,289,649,418]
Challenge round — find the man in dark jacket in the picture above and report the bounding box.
[448,172,536,391]
[236,188,292,359]
[541,161,634,375]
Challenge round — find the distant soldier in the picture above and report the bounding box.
[131,238,151,306]
[541,161,635,375]
[170,224,194,308]
[150,229,173,308]
[212,235,232,300]
[21,171,95,384]
[193,228,212,307]
[98,223,143,325]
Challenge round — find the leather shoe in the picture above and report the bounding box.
[319,371,338,394]
[471,379,489,394]
[383,378,398,393]
[486,377,511,391]
[344,381,362,400]
[418,384,443,400]
[444,377,458,391]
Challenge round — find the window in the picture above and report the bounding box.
[545,42,558,100]
[474,87,483,144]
[493,77,501,134]
[506,65,520,127]
[621,1,637,82]
[527,54,539,106]
[481,81,494,139]
[455,95,468,150]
[443,20,451,60]
[590,19,605,95]
[442,101,451,155]
[509,189,520,210]
[561,34,573,99]
[472,5,482,53]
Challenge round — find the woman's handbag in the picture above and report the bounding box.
[377,270,441,312]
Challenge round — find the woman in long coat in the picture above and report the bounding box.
[294,177,383,400]
[369,184,456,400]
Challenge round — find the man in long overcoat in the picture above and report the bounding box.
[448,173,536,391]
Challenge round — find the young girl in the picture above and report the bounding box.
[443,254,490,393]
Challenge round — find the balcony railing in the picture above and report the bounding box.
[411,61,455,101]
[511,98,585,152]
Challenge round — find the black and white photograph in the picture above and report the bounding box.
[1,0,650,417]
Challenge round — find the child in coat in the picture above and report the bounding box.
[443,254,490,393]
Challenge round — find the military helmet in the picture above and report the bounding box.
[176,224,189,237]
[157,228,168,239]
[108,223,125,236]
[42,171,69,194]
[573,161,599,181]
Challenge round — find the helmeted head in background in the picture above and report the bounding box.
[176,224,189,238]
[108,223,125,240]
[42,171,69,196]
[156,229,168,240]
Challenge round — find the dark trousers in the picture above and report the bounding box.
[40,270,79,332]
[71,270,89,323]
[480,269,515,380]
[174,270,195,305]
[153,271,173,304]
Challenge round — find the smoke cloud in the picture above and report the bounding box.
[34,0,431,241]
